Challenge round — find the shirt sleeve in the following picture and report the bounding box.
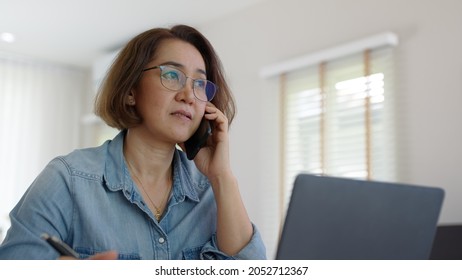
[199,223,267,260]
[0,158,73,260]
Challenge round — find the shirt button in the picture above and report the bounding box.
[158,237,165,244]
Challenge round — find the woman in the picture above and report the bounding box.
[0,25,266,260]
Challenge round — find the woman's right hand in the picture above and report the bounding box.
[59,250,118,260]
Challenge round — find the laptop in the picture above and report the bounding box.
[276,174,445,260]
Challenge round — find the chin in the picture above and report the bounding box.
[173,132,192,143]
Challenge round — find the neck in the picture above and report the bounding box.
[123,128,175,185]
[123,129,174,221]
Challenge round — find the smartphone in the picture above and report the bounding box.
[41,233,80,258]
[184,118,212,160]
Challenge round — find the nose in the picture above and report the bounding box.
[175,78,196,104]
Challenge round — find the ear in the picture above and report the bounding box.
[127,90,136,105]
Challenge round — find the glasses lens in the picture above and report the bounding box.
[205,81,217,101]
[193,79,217,101]
[160,67,184,91]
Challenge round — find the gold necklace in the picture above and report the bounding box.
[126,160,172,222]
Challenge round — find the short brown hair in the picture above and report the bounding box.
[94,25,236,130]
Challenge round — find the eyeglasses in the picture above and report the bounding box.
[142,65,217,102]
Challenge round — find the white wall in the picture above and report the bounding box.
[199,0,462,258]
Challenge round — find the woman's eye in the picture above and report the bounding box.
[162,71,180,81]
[194,79,206,89]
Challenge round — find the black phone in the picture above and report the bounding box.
[41,233,80,258]
[184,118,212,160]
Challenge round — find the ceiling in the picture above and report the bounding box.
[1,0,266,69]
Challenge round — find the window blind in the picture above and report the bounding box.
[280,46,397,212]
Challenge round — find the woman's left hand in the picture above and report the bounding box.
[193,102,232,181]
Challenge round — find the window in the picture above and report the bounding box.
[280,46,397,208]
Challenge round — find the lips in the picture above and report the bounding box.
[171,109,192,120]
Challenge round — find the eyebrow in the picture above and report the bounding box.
[159,61,207,76]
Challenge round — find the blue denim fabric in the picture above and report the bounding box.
[0,131,266,260]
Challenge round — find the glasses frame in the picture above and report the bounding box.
[142,65,217,102]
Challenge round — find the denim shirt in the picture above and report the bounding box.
[0,131,266,260]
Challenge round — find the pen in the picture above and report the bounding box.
[41,233,80,258]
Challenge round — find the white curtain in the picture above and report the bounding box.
[0,54,87,239]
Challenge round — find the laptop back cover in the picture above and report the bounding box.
[276,174,444,260]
